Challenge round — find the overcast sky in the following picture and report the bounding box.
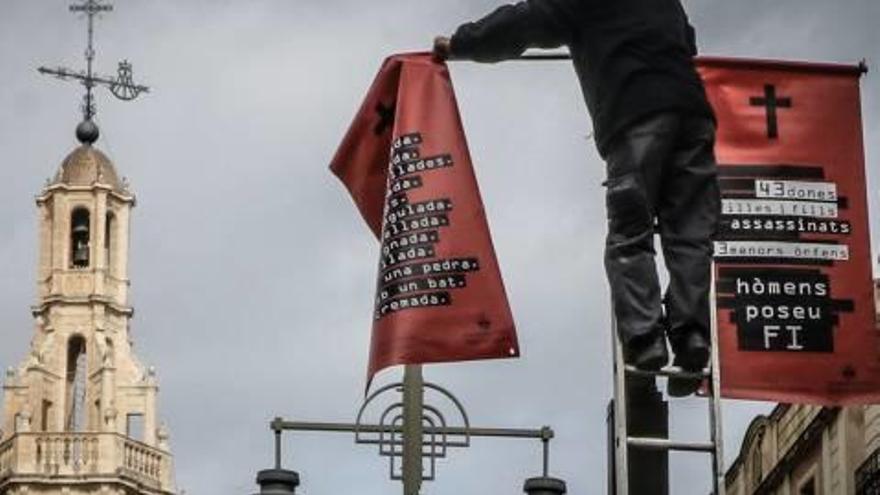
[1,1,878,494]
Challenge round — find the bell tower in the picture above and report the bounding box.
[0,1,175,493]
[0,123,177,495]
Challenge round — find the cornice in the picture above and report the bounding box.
[31,296,134,317]
[36,183,136,206]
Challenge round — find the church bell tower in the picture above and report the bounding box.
[0,1,176,493]
[0,123,177,495]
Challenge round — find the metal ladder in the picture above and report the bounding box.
[611,270,725,495]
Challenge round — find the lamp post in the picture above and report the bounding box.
[252,427,300,495]
[249,376,568,494]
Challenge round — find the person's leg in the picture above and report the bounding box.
[657,115,720,370]
[604,113,680,368]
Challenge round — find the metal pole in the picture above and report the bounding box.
[708,265,726,495]
[84,1,96,119]
[611,312,629,495]
[274,421,282,469]
[542,437,550,477]
[402,365,424,495]
[275,420,548,439]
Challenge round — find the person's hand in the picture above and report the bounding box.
[433,36,452,61]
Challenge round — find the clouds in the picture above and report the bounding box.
[0,1,876,494]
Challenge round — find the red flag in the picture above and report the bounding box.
[331,53,520,383]
[697,57,878,405]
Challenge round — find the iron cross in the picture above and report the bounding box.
[38,0,149,121]
[749,84,792,139]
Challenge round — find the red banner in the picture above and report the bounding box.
[331,53,520,384]
[698,57,878,405]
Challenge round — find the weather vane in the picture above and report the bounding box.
[38,0,149,143]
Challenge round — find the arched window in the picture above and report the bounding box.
[70,208,91,268]
[41,399,52,431]
[750,434,764,490]
[104,212,115,271]
[65,336,87,432]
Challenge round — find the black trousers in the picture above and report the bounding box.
[603,112,720,351]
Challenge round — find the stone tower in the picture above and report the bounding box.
[0,122,177,494]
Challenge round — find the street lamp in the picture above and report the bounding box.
[249,377,570,494]
[524,476,567,495]
[252,468,299,495]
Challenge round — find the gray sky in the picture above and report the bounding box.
[1,1,877,493]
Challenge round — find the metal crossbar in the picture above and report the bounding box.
[271,418,556,488]
[612,266,725,495]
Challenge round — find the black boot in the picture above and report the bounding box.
[624,332,669,372]
[667,331,709,397]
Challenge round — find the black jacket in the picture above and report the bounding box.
[451,0,714,156]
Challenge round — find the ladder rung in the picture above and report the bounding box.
[627,436,715,453]
[623,365,710,380]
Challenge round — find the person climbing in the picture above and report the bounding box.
[434,0,720,396]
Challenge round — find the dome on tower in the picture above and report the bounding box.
[54,145,123,191]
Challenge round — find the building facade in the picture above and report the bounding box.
[725,278,880,495]
[0,130,176,494]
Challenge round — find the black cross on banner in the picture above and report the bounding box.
[750,84,792,139]
[374,101,396,136]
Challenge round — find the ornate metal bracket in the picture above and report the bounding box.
[268,381,559,490]
[354,380,471,481]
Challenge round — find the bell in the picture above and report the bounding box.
[72,223,89,236]
[73,245,90,265]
